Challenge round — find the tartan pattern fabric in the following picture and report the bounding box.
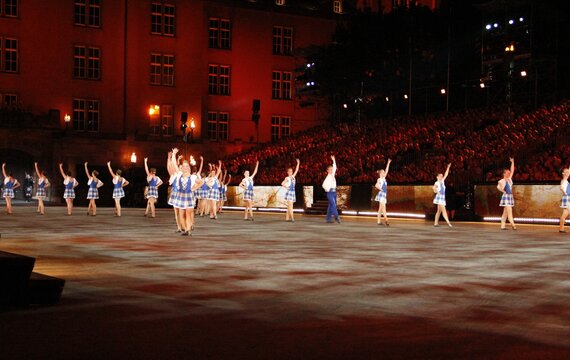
[500,193,515,207]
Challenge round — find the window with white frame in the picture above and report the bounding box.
[272,71,292,100]
[208,64,231,96]
[272,26,293,55]
[73,98,100,132]
[151,2,175,36]
[150,54,175,86]
[208,17,232,49]
[161,104,174,136]
[207,111,229,141]
[271,115,290,141]
[74,0,101,27]
[73,46,101,80]
[1,0,18,17]
[333,0,343,13]
[0,37,18,73]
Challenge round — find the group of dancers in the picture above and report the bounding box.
[2,155,570,233]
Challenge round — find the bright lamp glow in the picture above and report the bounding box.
[485,24,492,30]
[440,88,446,95]
[520,70,527,77]
[130,152,137,164]
[404,94,408,99]
[64,114,71,123]
[508,19,514,25]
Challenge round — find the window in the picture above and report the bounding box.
[275,0,285,5]
[151,2,175,36]
[272,71,292,100]
[149,104,173,136]
[74,46,101,80]
[208,64,231,96]
[74,0,101,28]
[0,38,18,73]
[208,18,231,49]
[73,98,100,132]
[271,115,291,141]
[150,54,175,86]
[333,0,343,13]
[207,111,229,141]
[1,0,18,17]
[1,93,17,108]
[272,26,293,55]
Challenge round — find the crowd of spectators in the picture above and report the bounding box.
[224,100,570,186]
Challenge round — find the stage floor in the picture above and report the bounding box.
[1,207,570,359]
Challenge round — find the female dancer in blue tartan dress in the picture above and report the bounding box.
[559,167,570,233]
[205,161,222,220]
[34,162,50,215]
[171,160,203,236]
[281,159,300,222]
[59,163,78,216]
[2,163,20,215]
[144,157,163,218]
[374,158,392,226]
[167,149,183,232]
[497,157,516,230]
[107,161,130,217]
[433,163,452,227]
[85,162,104,216]
[239,160,259,221]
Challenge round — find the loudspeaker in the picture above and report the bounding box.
[252,99,260,112]
[180,112,188,123]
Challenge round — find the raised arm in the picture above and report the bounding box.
[215,160,223,178]
[34,162,42,178]
[442,163,451,181]
[509,157,515,178]
[385,158,392,177]
[292,158,300,178]
[225,174,232,186]
[84,162,92,180]
[1,163,7,178]
[251,160,260,179]
[144,157,150,177]
[220,170,227,183]
[107,161,116,178]
[197,156,204,176]
[331,155,337,174]
[58,163,66,179]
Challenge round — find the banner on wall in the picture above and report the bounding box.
[225,186,314,208]
[474,184,563,218]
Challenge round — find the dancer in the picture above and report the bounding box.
[375,158,392,226]
[172,159,203,236]
[167,149,183,232]
[34,162,50,215]
[239,160,259,221]
[560,167,570,233]
[218,170,231,213]
[107,161,129,217]
[85,162,104,216]
[190,156,204,226]
[144,157,163,218]
[433,163,452,227]
[497,157,516,230]
[2,163,20,215]
[206,161,223,220]
[322,155,340,224]
[59,163,78,216]
[197,169,210,217]
[281,158,300,222]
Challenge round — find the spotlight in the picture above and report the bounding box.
[385,96,389,102]
[310,81,315,86]
[306,63,312,68]
[480,83,485,88]
[404,94,408,100]
[440,88,446,95]
[485,24,492,30]
[519,17,524,22]
[342,103,348,109]
[493,23,499,28]
[306,82,311,86]
[520,70,527,77]
[508,19,514,25]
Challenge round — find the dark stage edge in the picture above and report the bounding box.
[1,207,570,359]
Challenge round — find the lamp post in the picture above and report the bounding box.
[190,118,195,143]
[64,113,71,131]
[130,152,137,207]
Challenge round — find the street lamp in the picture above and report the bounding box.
[190,118,196,143]
[148,105,159,116]
[64,113,71,130]
[130,152,137,164]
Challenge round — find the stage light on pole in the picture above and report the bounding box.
[520,70,527,77]
[440,88,446,95]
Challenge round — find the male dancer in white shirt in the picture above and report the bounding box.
[322,155,341,223]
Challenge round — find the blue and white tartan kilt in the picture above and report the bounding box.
[199,188,209,199]
[2,189,14,198]
[113,187,125,199]
[433,193,446,206]
[285,189,296,203]
[220,188,227,202]
[147,186,158,199]
[375,191,387,204]
[63,189,75,199]
[561,195,570,209]
[36,188,46,198]
[87,188,99,200]
[243,188,254,201]
[207,188,221,201]
[168,190,178,206]
[171,191,194,209]
[500,193,515,207]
